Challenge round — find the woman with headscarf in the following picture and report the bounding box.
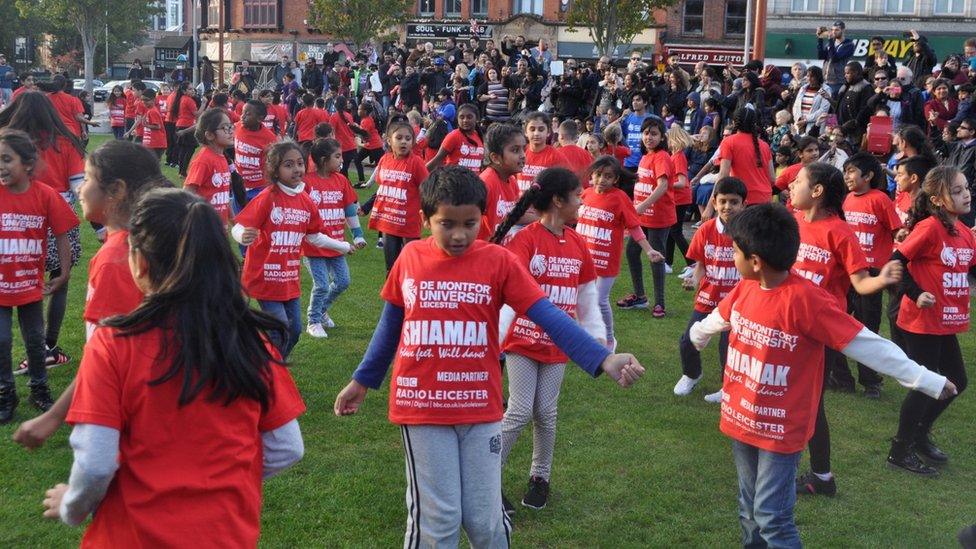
[760,64,783,109]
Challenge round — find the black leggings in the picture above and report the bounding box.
[625,227,667,306]
[896,332,967,440]
[383,236,415,274]
[808,363,834,475]
[45,268,69,349]
[356,147,384,175]
[164,121,177,163]
[665,204,693,267]
[340,149,358,181]
[175,127,196,176]
[845,275,883,387]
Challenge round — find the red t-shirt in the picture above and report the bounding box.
[894,190,913,226]
[897,217,974,335]
[262,105,287,136]
[0,183,79,306]
[601,144,630,165]
[686,218,740,313]
[48,91,84,136]
[234,124,278,190]
[577,187,641,277]
[440,129,485,172]
[66,327,305,549]
[184,147,232,221]
[559,144,594,186]
[133,103,147,138]
[634,150,676,228]
[331,111,357,152]
[108,99,125,128]
[478,167,522,241]
[156,94,168,119]
[302,171,357,258]
[34,137,85,193]
[235,185,326,301]
[124,88,138,119]
[84,230,143,338]
[793,213,870,307]
[503,223,597,363]
[141,107,167,149]
[381,238,546,425]
[368,153,429,238]
[175,95,198,128]
[294,108,330,142]
[671,149,692,206]
[774,163,803,192]
[360,116,384,150]
[718,274,863,453]
[164,92,178,122]
[517,145,568,192]
[843,189,902,267]
[717,132,773,205]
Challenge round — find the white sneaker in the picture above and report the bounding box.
[677,265,696,279]
[673,375,701,396]
[704,390,724,403]
[306,323,328,338]
[664,263,673,274]
[322,313,336,329]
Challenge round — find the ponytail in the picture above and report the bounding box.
[734,106,764,168]
[490,167,579,244]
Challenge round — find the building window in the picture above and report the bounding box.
[790,0,819,12]
[884,0,915,13]
[683,0,704,34]
[725,0,747,36]
[445,0,461,16]
[933,0,964,14]
[166,0,183,30]
[206,0,221,28]
[243,0,278,29]
[472,0,488,16]
[418,0,434,16]
[513,0,544,16]
[837,0,866,12]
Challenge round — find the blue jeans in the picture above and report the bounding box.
[732,440,802,548]
[258,298,302,359]
[303,256,350,324]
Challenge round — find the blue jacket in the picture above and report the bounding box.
[817,38,854,86]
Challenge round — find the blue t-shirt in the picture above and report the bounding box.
[0,65,13,90]
[623,112,651,168]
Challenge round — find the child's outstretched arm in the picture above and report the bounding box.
[344,203,367,248]
[261,420,304,478]
[334,302,405,415]
[231,224,260,245]
[306,232,353,254]
[840,328,956,400]
[629,227,664,262]
[688,308,731,350]
[850,260,902,295]
[42,424,120,525]
[13,380,76,449]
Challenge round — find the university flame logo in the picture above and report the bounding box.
[402,278,417,310]
[529,254,547,277]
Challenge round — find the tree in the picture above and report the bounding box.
[0,0,44,70]
[307,0,412,51]
[16,0,159,91]
[565,0,678,58]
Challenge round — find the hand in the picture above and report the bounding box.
[43,274,70,296]
[12,413,62,449]
[599,353,645,388]
[42,484,69,520]
[939,380,958,400]
[345,242,356,255]
[334,380,368,415]
[682,276,696,291]
[927,110,938,122]
[894,228,909,243]
[916,292,936,308]
[878,259,903,285]
[353,236,367,249]
[241,227,259,245]
[645,249,664,263]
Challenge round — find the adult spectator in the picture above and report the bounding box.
[0,54,13,106]
[726,72,765,119]
[303,59,323,96]
[864,37,897,81]
[529,37,554,73]
[924,78,958,134]
[377,51,395,110]
[552,67,585,120]
[694,66,723,104]
[836,61,872,144]
[510,58,543,112]
[593,70,622,116]
[792,66,831,135]
[200,56,215,93]
[934,117,976,225]
[895,66,928,127]
[816,20,854,97]
[127,59,145,81]
[664,71,690,121]
[478,67,511,122]
[234,60,256,93]
[321,43,340,69]
[169,65,188,86]
[468,37,483,58]
[423,58,451,100]
[760,65,783,109]
[273,55,291,92]
[904,30,937,88]
[406,42,426,67]
[398,65,422,111]
[501,35,529,67]
[443,38,462,67]
[937,54,969,86]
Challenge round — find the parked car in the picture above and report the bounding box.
[93,79,163,101]
[72,78,104,91]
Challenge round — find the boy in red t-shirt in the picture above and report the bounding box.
[139,90,167,159]
[335,166,645,547]
[689,203,954,548]
[674,177,746,401]
[556,120,595,185]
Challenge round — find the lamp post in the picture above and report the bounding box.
[218,0,225,86]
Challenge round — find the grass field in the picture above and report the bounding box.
[1,134,974,547]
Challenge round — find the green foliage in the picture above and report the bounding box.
[0,0,44,70]
[307,0,413,50]
[565,0,678,57]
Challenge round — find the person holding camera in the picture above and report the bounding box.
[904,30,937,88]
[552,67,585,120]
[816,20,854,98]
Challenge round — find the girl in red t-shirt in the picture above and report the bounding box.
[0,129,78,422]
[492,167,606,510]
[184,108,234,222]
[666,125,695,278]
[172,84,202,177]
[12,140,163,449]
[888,166,974,474]
[426,103,485,173]
[516,111,569,193]
[139,90,167,158]
[709,106,774,213]
[480,123,529,241]
[107,86,126,140]
[42,188,306,547]
[351,102,385,182]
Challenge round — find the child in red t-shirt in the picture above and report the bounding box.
[517,111,569,193]
[479,124,529,242]
[555,120,594,186]
[293,94,330,153]
[690,203,953,549]
[666,125,695,278]
[888,166,974,475]
[426,103,485,173]
[233,100,279,212]
[302,138,367,338]
[42,188,305,546]
[107,86,126,140]
[600,123,630,165]
[232,142,353,358]
[335,165,645,545]
[12,140,163,448]
[185,108,234,222]
[139,90,167,159]
[674,177,746,401]
[0,129,78,423]
[577,156,662,351]
[351,101,386,181]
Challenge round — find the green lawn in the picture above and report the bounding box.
[1,134,974,547]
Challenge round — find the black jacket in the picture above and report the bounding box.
[303,67,324,96]
[836,79,872,140]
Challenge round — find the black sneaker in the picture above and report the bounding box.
[795,471,837,496]
[913,431,949,464]
[28,384,54,412]
[0,386,18,424]
[887,438,939,476]
[825,372,855,393]
[521,476,549,510]
[502,492,515,517]
[958,524,976,549]
[615,294,649,310]
[863,384,882,399]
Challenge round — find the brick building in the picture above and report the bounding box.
[660,0,755,66]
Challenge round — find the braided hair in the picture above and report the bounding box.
[733,106,764,168]
[490,167,580,244]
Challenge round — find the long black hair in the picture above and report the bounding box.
[194,107,229,144]
[0,91,84,156]
[171,81,189,122]
[587,155,637,198]
[733,106,765,168]
[638,116,668,154]
[87,140,169,223]
[804,161,847,220]
[104,188,285,408]
[909,165,963,236]
[490,167,580,244]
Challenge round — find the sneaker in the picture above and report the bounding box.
[795,471,837,496]
[12,359,28,376]
[28,384,54,412]
[676,265,695,279]
[502,492,515,517]
[673,375,701,396]
[521,476,549,510]
[825,372,855,393]
[704,390,724,403]
[306,323,328,338]
[652,304,666,318]
[616,294,649,310]
[375,238,384,249]
[45,346,71,368]
[863,384,882,399]
[664,263,673,274]
[0,386,18,424]
[322,313,336,329]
